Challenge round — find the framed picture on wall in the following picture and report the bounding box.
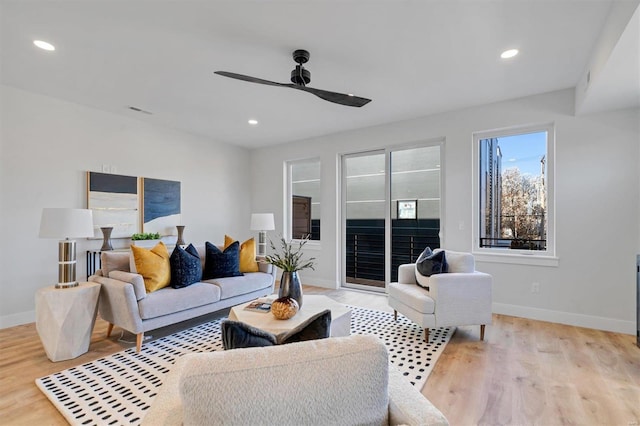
[397,200,417,220]
[87,171,140,238]
[141,177,181,235]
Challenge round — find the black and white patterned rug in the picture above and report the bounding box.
[36,305,454,426]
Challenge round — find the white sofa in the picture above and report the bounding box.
[89,245,276,352]
[142,334,449,426]
[388,249,492,342]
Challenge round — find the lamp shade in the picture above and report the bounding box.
[39,208,94,239]
[250,213,275,231]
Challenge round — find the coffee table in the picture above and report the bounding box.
[229,295,351,337]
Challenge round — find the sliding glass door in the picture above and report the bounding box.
[389,145,442,282]
[342,151,387,289]
[342,143,442,291]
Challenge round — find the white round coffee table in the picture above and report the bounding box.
[229,295,351,337]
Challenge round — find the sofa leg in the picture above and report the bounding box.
[480,324,486,341]
[424,328,430,343]
[394,310,398,321]
[136,333,144,353]
[106,323,114,338]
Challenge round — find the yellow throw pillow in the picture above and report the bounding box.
[131,241,171,292]
[224,235,259,273]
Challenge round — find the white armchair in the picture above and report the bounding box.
[388,249,492,342]
[142,335,449,426]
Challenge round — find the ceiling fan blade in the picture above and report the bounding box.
[295,86,371,107]
[214,71,288,88]
[215,71,371,107]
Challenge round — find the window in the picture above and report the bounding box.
[473,124,555,260]
[287,158,321,241]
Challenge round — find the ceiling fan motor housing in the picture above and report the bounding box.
[291,65,311,85]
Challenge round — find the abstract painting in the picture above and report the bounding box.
[142,177,181,235]
[87,172,140,238]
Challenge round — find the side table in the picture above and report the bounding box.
[35,282,101,362]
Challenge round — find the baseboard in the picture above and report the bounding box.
[493,302,635,335]
[0,310,35,329]
[302,278,340,290]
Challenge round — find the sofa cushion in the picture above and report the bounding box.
[203,272,272,299]
[179,335,389,425]
[131,242,171,292]
[170,244,202,289]
[388,282,435,315]
[100,251,131,276]
[203,241,243,279]
[224,235,259,273]
[137,283,221,320]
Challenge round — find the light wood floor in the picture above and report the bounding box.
[1,286,638,425]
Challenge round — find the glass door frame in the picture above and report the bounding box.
[339,139,445,292]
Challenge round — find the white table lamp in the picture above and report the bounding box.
[39,208,94,288]
[250,213,275,256]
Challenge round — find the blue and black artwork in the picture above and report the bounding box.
[143,178,181,223]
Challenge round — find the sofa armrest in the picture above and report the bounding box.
[89,275,144,334]
[398,263,417,285]
[108,270,146,301]
[258,259,277,289]
[258,260,273,274]
[388,366,449,425]
[428,272,493,326]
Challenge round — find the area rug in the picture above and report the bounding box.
[36,305,454,426]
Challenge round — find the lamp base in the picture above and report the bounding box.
[56,239,78,290]
[257,231,267,256]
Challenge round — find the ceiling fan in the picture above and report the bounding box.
[214,49,371,108]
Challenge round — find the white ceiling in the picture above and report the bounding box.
[1,0,637,149]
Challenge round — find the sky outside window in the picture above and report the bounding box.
[498,131,547,176]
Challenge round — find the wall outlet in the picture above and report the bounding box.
[531,282,540,293]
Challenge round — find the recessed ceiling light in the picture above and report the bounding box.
[248,119,258,126]
[500,49,519,59]
[33,40,55,51]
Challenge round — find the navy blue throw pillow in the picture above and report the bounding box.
[203,241,243,279]
[416,247,448,281]
[221,309,332,350]
[170,244,202,289]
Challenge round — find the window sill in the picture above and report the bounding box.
[472,251,559,267]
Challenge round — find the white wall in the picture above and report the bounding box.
[251,88,640,334]
[0,85,253,328]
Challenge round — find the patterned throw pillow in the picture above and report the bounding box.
[170,244,202,288]
[130,241,171,293]
[203,241,243,279]
[224,235,259,273]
